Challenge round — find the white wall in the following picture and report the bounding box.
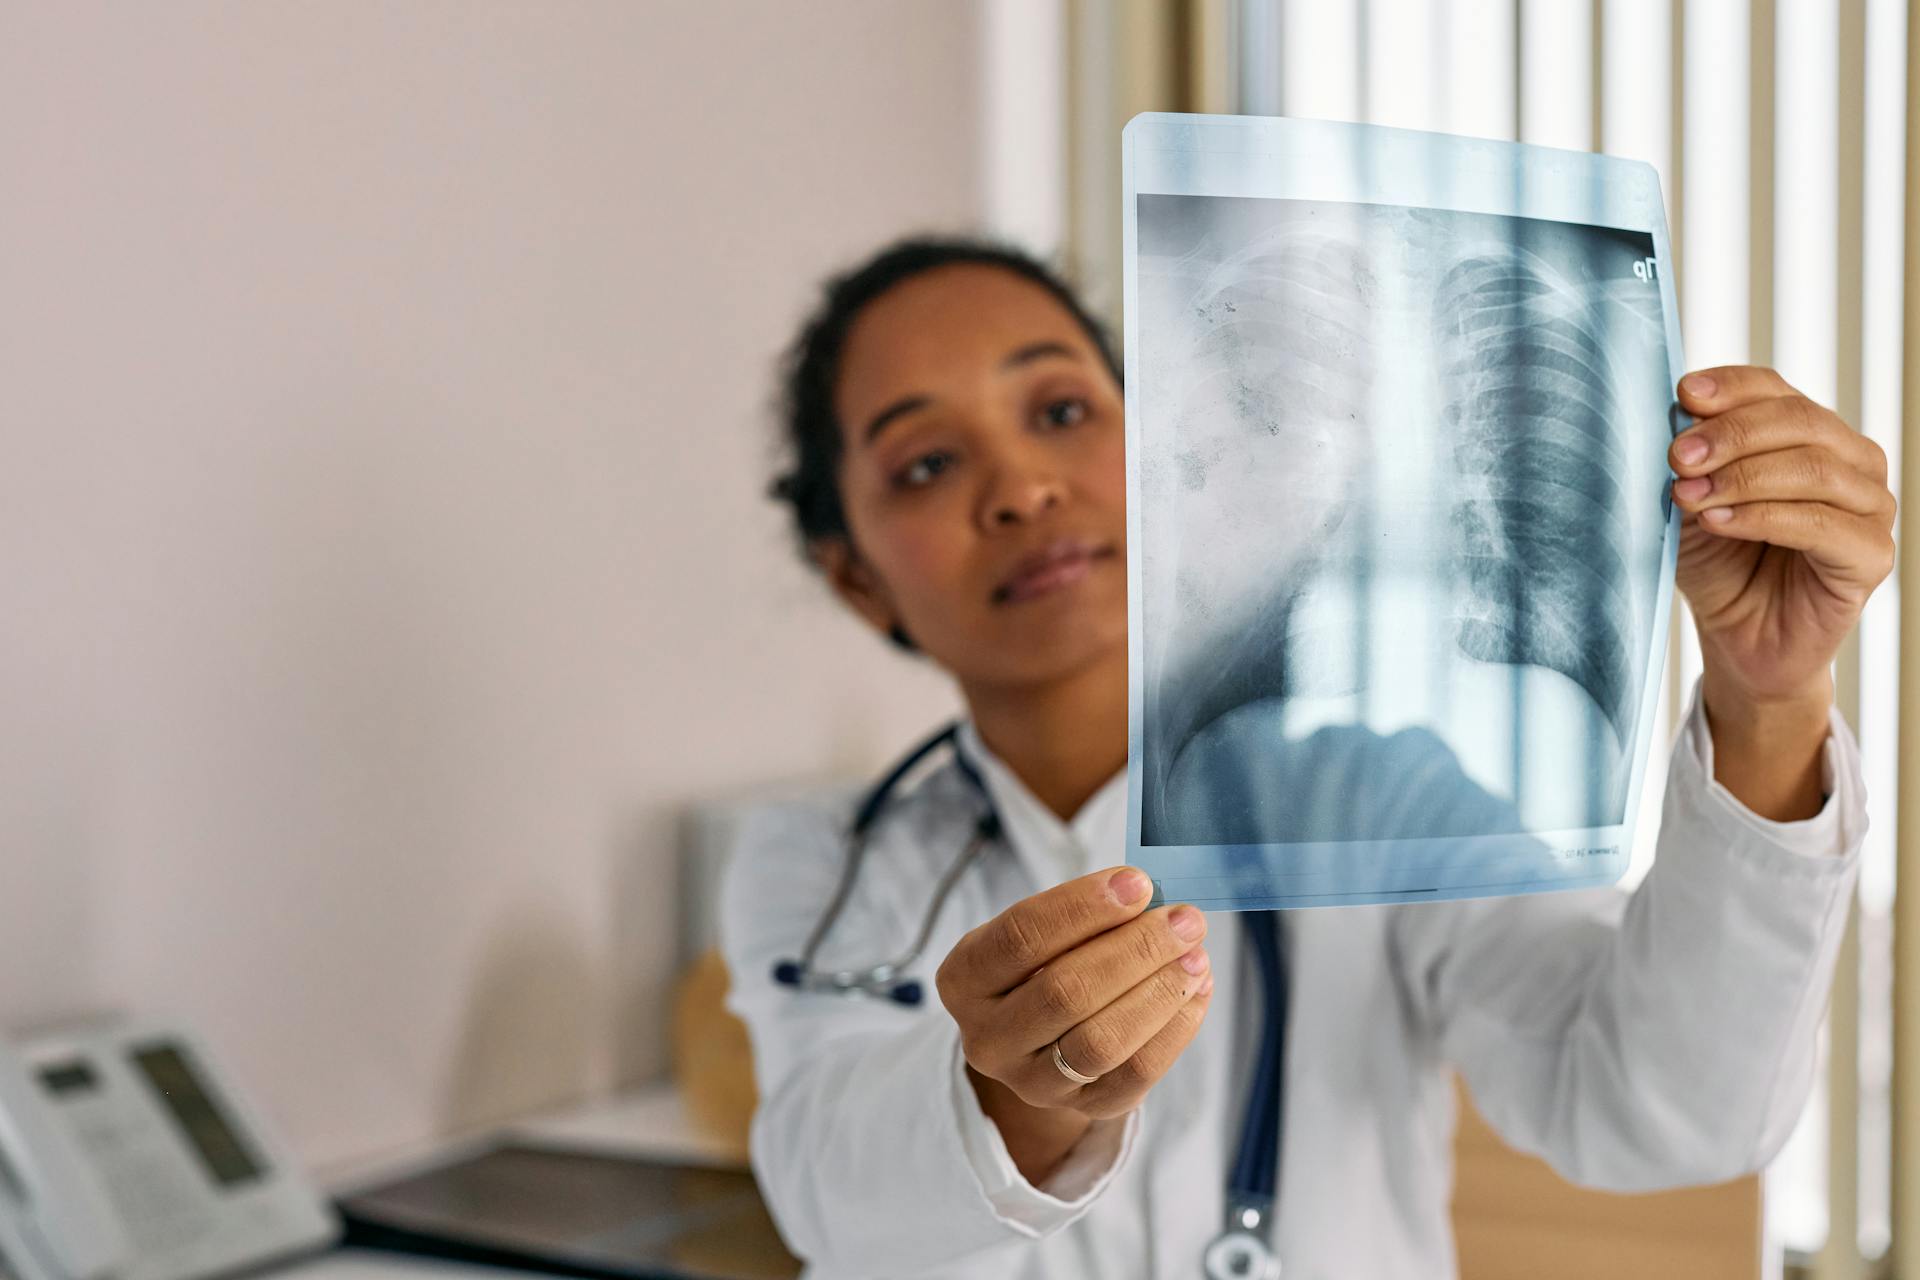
[980,0,1067,259]
[0,1,982,1170]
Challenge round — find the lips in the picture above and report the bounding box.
[992,537,1117,604]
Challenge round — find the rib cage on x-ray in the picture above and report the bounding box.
[1139,199,1667,847]
[1142,230,1376,827]
[1434,249,1638,745]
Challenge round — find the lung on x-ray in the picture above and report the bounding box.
[1122,115,1684,910]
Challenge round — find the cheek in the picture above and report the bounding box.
[886,522,963,582]
[855,500,979,616]
[1083,423,1130,510]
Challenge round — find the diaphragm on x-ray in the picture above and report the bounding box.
[1123,115,1684,910]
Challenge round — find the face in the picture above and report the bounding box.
[820,264,1129,692]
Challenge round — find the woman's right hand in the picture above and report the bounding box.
[934,866,1213,1173]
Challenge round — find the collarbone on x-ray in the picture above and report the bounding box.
[1124,116,1680,910]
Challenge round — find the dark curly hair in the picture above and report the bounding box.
[769,236,1121,560]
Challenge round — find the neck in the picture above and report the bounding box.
[962,647,1128,821]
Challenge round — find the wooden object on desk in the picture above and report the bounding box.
[1450,1076,1763,1278]
[672,946,757,1162]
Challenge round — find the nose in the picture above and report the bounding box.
[978,447,1066,531]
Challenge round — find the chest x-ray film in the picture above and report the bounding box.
[1124,114,1684,911]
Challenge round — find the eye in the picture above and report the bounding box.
[1040,397,1089,429]
[897,450,955,489]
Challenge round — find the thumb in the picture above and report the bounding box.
[1675,513,1759,622]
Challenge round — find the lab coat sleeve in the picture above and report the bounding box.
[718,800,1140,1275]
[1389,677,1865,1191]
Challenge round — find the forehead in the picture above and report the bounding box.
[834,264,1100,425]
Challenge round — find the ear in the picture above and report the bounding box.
[810,537,901,640]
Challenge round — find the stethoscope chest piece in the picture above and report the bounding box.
[1203,1226,1281,1280]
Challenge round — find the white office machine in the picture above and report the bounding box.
[0,1014,538,1280]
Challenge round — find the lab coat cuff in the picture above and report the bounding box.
[1676,676,1864,870]
[948,1027,1140,1236]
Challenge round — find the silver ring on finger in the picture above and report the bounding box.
[1051,1038,1101,1086]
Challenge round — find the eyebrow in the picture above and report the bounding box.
[1000,340,1080,370]
[861,342,1086,445]
[863,394,931,445]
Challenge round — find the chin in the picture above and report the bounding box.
[982,610,1127,687]
[910,576,1127,687]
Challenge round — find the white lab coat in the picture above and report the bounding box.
[720,679,1864,1279]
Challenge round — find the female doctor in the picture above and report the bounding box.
[719,238,1894,1279]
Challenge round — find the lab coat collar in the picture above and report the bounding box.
[954,717,1128,889]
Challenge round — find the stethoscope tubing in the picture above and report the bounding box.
[774,722,995,1005]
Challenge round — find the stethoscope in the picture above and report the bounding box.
[772,723,999,1005]
[773,723,1290,1279]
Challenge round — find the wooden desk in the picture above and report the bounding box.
[1451,1078,1764,1279]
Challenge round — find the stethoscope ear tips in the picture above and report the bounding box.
[889,981,924,1006]
[772,960,803,988]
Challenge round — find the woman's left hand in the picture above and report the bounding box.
[1668,366,1896,711]
[1666,364,1889,821]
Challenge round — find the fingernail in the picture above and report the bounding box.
[1675,434,1709,465]
[1672,475,1711,501]
[1109,868,1152,905]
[1170,905,1205,941]
[1682,372,1717,399]
[1180,947,1210,975]
[1196,973,1215,997]
[1702,505,1734,524]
